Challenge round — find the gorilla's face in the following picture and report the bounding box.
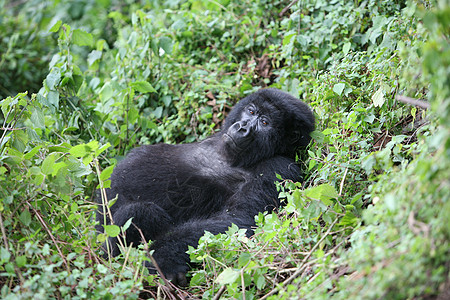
[222,100,283,167]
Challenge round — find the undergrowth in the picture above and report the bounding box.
[0,0,448,299]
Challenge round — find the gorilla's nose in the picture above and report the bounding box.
[237,120,252,135]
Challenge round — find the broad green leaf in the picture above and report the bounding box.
[24,145,43,159]
[216,268,240,285]
[238,252,251,267]
[333,83,346,96]
[30,107,45,128]
[15,256,26,267]
[1,247,11,263]
[87,50,102,66]
[41,153,57,175]
[122,217,133,232]
[100,165,114,181]
[159,36,173,55]
[130,81,156,93]
[47,91,60,109]
[49,20,62,33]
[95,142,111,156]
[372,87,385,107]
[19,209,31,226]
[70,144,89,158]
[99,82,114,102]
[46,68,61,90]
[255,273,266,289]
[72,29,93,47]
[343,42,351,55]
[70,141,99,158]
[304,184,339,206]
[104,225,120,237]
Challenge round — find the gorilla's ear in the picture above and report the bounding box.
[285,112,315,153]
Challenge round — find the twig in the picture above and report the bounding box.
[134,225,183,300]
[0,211,9,251]
[213,285,227,300]
[260,218,339,299]
[27,202,70,272]
[0,127,26,131]
[241,267,246,300]
[279,0,299,17]
[339,168,348,196]
[396,95,430,109]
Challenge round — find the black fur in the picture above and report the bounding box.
[96,88,314,285]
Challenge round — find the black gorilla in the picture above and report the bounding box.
[97,88,314,285]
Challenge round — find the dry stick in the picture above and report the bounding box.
[0,211,9,251]
[241,267,246,300]
[260,218,339,300]
[213,285,227,300]
[279,0,299,16]
[396,95,430,109]
[339,167,348,196]
[27,203,70,272]
[134,225,183,300]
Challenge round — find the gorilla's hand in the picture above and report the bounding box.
[145,259,189,287]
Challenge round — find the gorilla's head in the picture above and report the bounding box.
[221,88,315,167]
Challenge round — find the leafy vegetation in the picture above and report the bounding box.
[0,0,448,299]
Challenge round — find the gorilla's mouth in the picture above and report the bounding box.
[223,133,243,152]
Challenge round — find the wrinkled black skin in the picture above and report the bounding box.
[96,88,315,286]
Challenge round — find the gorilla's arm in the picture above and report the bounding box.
[149,211,253,285]
[150,156,303,285]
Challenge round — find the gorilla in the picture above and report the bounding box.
[97,88,314,285]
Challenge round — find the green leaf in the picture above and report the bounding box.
[95,142,111,156]
[87,50,102,66]
[99,82,113,102]
[216,268,240,285]
[343,42,351,55]
[104,225,120,237]
[190,271,206,286]
[49,20,62,33]
[1,247,11,263]
[15,255,27,267]
[255,273,266,289]
[69,144,89,158]
[19,209,31,226]
[304,184,339,206]
[122,217,133,232]
[238,252,251,267]
[100,165,114,181]
[30,107,45,128]
[372,87,385,107]
[130,81,156,93]
[46,68,61,90]
[333,83,346,96]
[72,29,93,47]
[24,145,43,160]
[41,153,57,175]
[159,36,173,55]
[47,91,60,109]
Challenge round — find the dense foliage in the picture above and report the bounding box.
[0,0,448,299]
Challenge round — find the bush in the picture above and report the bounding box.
[0,0,448,298]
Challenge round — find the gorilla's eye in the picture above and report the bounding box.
[261,119,269,126]
[248,108,255,115]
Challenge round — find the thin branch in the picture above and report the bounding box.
[134,225,183,300]
[213,285,227,300]
[339,168,348,196]
[0,127,26,131]
[279,0,299,17]
[0,211,9,251]
[396,95,430,109]
[27,202,70,272]
[260,218,339,300]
